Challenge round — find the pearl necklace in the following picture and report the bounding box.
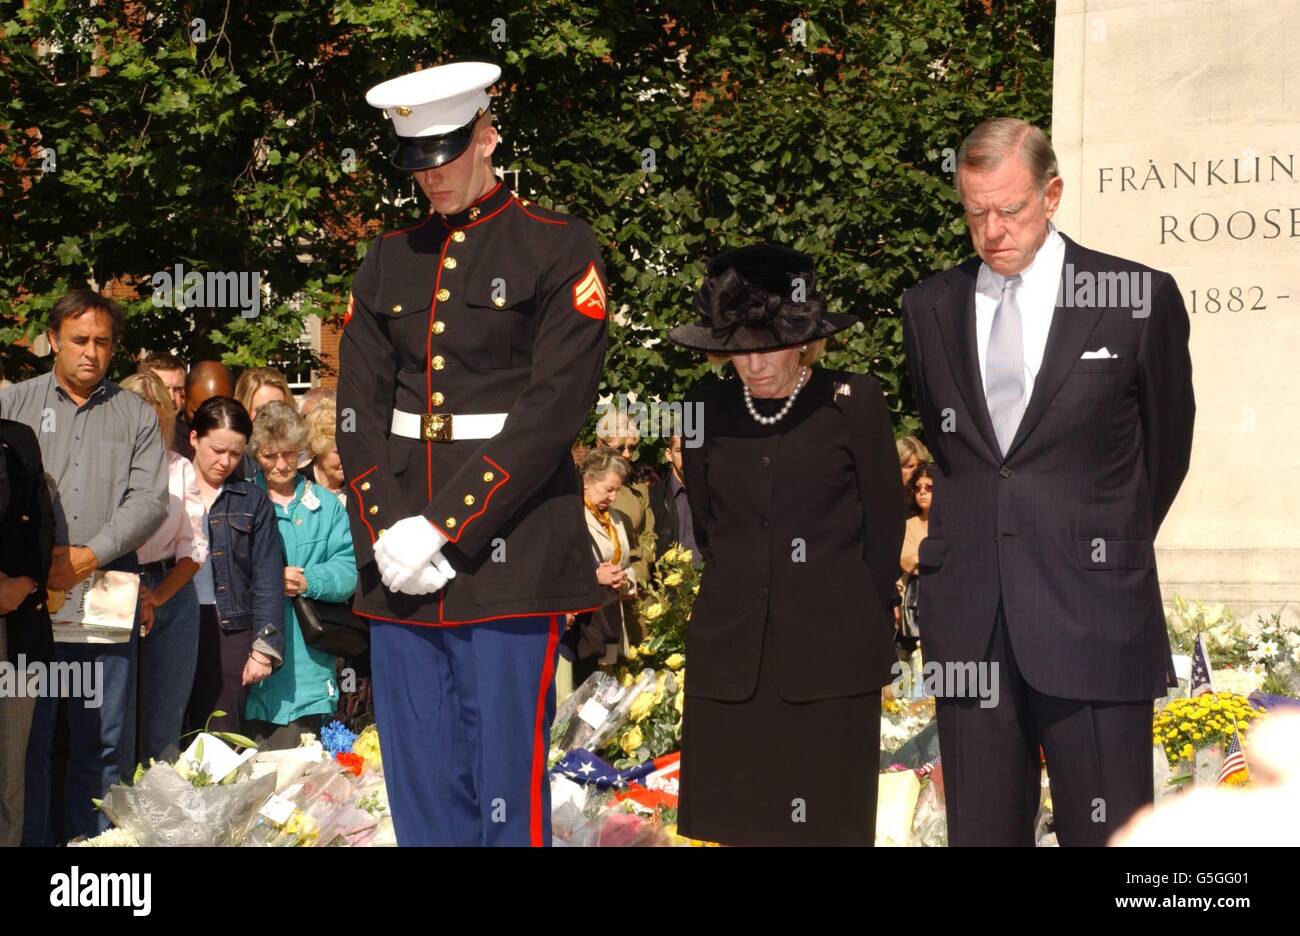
[742,367,809,425]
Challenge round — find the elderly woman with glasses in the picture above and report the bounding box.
[243,401,357,749]
[665,244,905,846]
[592,414,656,647]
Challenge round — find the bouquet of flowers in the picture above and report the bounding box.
[550,670,657,763]
[626,544,695,674]
[1165,596,1250,666]
[599,668,681,768]
[1165,596,1300,697]
[96,722,276,847]
[1152,691,1259,772]
[1244,611,1300,697]
[241,748,385,847]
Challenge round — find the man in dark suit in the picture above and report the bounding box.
[648,435,702,568]
[901,118,1194,846]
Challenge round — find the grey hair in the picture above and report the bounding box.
[580,447,629,486]
[955,118,1059,199]
[249,399,308,456]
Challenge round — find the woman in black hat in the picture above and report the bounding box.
[667,245,905,846]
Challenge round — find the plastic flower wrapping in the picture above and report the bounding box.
[81,721,396,847]
[550,670,658,761]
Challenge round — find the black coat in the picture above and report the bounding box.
[681,368,905,702]
[336,181,608,626]
[0,418,55,665]
[647,472,681,563]
[901,234,1195,701]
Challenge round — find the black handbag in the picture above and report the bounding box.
[280,539,369,658]
[900,573,920,638]
[292,594,370,658]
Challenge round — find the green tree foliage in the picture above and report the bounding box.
[1,0,1053,435]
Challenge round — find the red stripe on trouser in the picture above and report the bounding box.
[529,615,561,846]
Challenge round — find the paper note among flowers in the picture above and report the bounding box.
[50,570,141,637]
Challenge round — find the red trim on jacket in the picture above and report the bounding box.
[438,199,513,233]
[530,615,561,846]
[439,455,509,545]
[381,214,434,239]
[513,199,569,226]
[348,465,381,543]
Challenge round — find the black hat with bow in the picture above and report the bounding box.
[666,245,857,353]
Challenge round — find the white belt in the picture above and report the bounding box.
[390,409,507,443]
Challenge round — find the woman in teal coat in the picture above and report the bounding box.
[244,401,357,749]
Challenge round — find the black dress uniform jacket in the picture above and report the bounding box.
[901,234,1194,701]
[337,181,608,625]
[681,369,905,702]
[0,418,55,666]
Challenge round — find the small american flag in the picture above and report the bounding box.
[1189,633,1215,697]
[915,753,941,779]
[1217,732,1248,785]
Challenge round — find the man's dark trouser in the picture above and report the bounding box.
[934,599,1154,846]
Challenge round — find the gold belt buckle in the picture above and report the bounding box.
[421,413,453,442]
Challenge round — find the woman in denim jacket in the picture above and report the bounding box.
[184,397,285,737]
[243,402,357,749]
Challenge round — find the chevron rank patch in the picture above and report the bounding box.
[572,261,607,319]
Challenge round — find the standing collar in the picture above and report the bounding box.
[437,179,514,229]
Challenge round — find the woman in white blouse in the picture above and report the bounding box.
[120,373,208,762]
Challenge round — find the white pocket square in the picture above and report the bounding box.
[1080,347,1118,359]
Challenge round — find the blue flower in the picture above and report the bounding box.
[320,720,357,755]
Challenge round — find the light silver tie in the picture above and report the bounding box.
[985,274,1026,457]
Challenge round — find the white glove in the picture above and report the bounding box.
[375,516,446,592]
[394,554,457,596]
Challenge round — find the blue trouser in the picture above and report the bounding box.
[23,554,140,845]
[138,574,200,764]
[370,615,561,846]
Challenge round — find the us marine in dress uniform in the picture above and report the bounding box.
[336,62,609,846]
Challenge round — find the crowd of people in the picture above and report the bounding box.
[1,100,1197,848]
[0,277,942,849]
[0,295,366,846]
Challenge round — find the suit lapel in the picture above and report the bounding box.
[934,259,1002,460]
[1004,234,1104,458]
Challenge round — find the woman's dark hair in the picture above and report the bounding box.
[907,462,934,514]
[191,396,253,440]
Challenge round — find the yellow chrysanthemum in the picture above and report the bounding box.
[664,653,685,671]
[644,603,665,622]
[664,572,683,587]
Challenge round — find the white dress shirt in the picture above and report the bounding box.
[975,223,1065,402]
